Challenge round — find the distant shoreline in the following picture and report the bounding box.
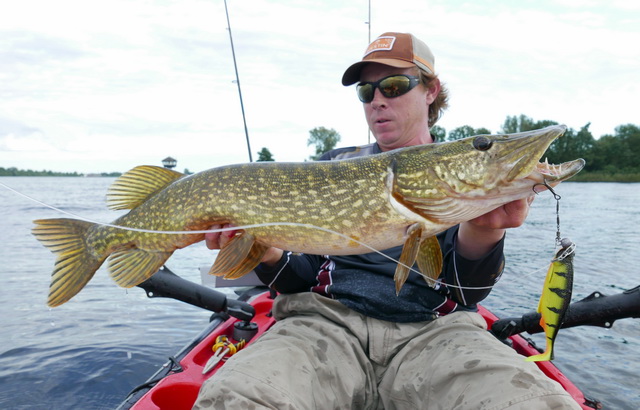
[0,168,121,177]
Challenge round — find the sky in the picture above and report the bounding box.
[1,0,638,174]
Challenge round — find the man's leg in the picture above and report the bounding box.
[194,293,378,409]
[378,311,581,410]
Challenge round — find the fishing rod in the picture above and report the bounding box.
[223,0,252,162]
[366,0,371,144]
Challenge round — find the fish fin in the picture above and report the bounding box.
[106,165,185,210]
[415,235,443,288]
[394,224,423,296]
[208,232,269,279]
[108,247,173,287]
[32,218,106,307]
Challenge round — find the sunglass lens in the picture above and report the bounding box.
[357,83,374,103]
[379,76,410,98]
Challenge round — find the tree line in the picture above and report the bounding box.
[5,116,638,181]
[294,118,639,182]
[0,167,85,177]
[264,118,639,182]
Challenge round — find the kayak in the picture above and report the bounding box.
[117,268,603,410]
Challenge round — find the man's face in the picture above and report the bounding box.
[359,64,438,151]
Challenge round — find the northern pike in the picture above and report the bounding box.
[526,238,575,362]
[33,125,584,307]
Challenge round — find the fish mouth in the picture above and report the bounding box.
[528,158,586,185]
[498,125,585,185]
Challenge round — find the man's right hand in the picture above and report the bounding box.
[205,224,284,266]
[205,224,238,250]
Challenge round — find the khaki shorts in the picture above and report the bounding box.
[194,293,580,410]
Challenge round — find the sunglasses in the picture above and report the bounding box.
[356,74,421,103]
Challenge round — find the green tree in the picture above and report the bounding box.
[307,127,341,160]
[614,124,640,170]
[501,115,557,133]
[590,124,640,172]
[500,115,597,171]
[545,123,595,166]
[257,147,275,162]
[589,134,618,172]
[430,125,446,142]
[0,167,82,176]
[446,126,491,141]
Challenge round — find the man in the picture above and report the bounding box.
[194,32,580,409]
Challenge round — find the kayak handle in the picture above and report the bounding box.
[136,266,256,322]
[491,285,640,339]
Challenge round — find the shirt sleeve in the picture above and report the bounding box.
[254,252,325,293]
[439,226,505,306]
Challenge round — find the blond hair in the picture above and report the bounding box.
[417,69,449,128]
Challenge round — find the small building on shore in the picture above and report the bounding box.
[162,157,177,169]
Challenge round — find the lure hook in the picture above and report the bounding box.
[532,179,564,246]
[532,179,561,201]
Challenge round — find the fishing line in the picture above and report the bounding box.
[527,179,576,278]
[1,180,558,291]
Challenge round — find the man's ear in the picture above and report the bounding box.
[425,78,441,105]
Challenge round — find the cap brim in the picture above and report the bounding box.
[341,59,416,86]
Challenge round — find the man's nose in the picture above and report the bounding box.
[369,88,387,108]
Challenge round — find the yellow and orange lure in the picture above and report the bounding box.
[526,238,575,362]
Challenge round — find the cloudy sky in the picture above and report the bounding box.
[1,0,638,174]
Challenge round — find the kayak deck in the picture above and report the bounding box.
[120,290,596,409]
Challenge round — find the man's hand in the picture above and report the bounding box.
[457,196,534,259]
[205,224,238,250]
[205,224,284,266]
[469,196,534,230]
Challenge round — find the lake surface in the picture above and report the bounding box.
[0,177,638,409]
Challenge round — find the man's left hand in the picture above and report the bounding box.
[469,196,534,230]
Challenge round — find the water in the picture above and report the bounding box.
[0,177,638,409]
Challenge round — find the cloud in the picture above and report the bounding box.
[0,0,637,173]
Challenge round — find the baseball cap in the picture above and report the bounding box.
[342,32,435,86]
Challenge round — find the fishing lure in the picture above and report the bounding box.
[526,238,575,362]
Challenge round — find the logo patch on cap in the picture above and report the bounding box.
[363,36,396,57]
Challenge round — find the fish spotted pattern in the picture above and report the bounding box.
[33,125,584,307]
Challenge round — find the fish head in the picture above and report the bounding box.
[433,124,584,189]
[392,124,585,223]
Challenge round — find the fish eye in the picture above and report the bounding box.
[473,136,493,151]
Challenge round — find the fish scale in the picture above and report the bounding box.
[33,125,585,307]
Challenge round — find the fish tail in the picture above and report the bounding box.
[525,349,552,362]
[32,218,106,307]
[525,316,554,362]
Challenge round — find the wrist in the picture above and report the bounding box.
[457,223,505,260]
[261,247,284,266]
